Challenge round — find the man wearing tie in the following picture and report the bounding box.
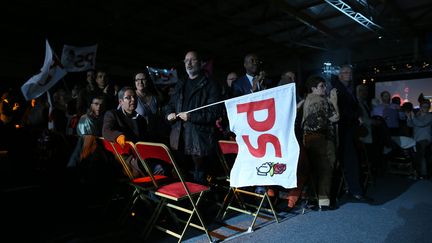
[230,53,270,196]
[231,53,267,97]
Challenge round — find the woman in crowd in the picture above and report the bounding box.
[302,75,339,210]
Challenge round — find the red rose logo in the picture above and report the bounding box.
[272,163,286,175]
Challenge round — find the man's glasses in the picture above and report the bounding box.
[184,58,198,64]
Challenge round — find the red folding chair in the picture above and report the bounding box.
[134,141,213,242]
[100,138,168,223]
[216,140,279,234]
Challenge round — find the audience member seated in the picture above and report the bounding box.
[103,86,164,178]
[372,91,401,136]
[68,95,106,168]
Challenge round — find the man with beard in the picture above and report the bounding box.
[164,51,222,184]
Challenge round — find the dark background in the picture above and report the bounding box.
[1,0,432,93]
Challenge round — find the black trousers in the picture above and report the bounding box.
[338,126,362,196]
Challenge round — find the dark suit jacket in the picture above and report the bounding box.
[332,79,359,128]
[102,108,148,143]
[231,75,267,97]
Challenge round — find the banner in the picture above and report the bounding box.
[21,40,67,101]
[147,66,178,85]
[224,83,299,188]
[61,44,97,72]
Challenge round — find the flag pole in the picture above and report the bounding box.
[176,100,225,116]
[175,83,295,116]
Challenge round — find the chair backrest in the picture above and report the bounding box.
[217,140,238,178]
[134,142,173,165]
[135,141,186,186]
[218,140,238,155]
[100,137,135,180]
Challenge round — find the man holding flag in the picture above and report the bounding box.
[164,51,222,184]
[224,83,299,189]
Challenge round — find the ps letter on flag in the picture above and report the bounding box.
[61,44,97,72]
[21,40,67,101]
[224,83,299,189]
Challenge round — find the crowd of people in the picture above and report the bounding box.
[1,51,431,216]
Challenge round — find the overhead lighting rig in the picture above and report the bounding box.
[324,0,382,32]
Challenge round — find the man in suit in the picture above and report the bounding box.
[231,53,271,196]
[231,53,267,97]
[103,86,163,178]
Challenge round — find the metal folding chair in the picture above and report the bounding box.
[215,140,279,235]
[100,138,168,223]
[134,141,213,243]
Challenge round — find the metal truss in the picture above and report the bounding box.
[324,0,382,32]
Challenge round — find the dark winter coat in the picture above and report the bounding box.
[164,74,222,156]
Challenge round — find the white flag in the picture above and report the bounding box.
[147,66,178,85]
[224,84,299,188]
[21,40,67,101]
[61,44,97,72]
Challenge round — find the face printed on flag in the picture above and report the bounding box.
[224,83,299,188]
[21,40,67,101]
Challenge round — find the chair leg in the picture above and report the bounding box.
[101,183,124,218]
[143,198,166,240]
[145,193,213,243]
[264,193,279,223]
[248,193,267,232]
[119,189,139,224]
[247,192,279,231]
[233,188,248,211]
[178,198,202,242]
[224,188,249,220]
[188,191,213,243]
[216,187,234,221]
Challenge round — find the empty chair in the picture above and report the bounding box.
[134,141,213,243]
[215,140,279,235]
[100,138,168,223]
